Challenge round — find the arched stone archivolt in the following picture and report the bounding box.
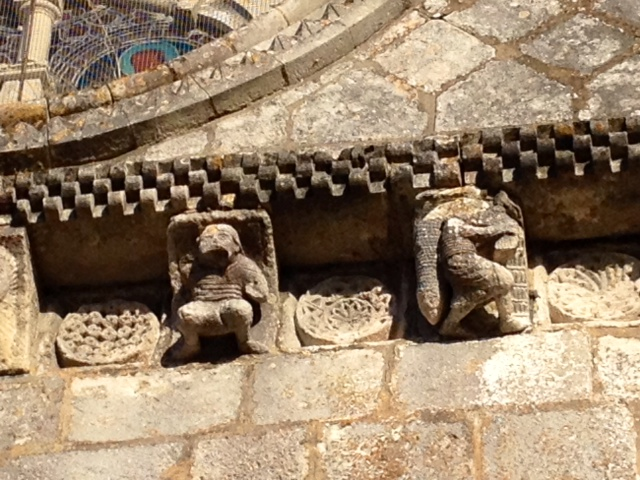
[0,0,277,93]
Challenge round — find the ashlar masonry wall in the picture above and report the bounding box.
[0,327,639,479]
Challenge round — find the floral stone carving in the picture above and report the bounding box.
[415,187,531,339]
[168,211,279,360]
[56,300,160,367]
[548,252,640,323]
[295,276,395,346]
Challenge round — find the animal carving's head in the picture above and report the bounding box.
[197,224,242,264]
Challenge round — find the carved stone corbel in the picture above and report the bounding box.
[0,227,39,374]
[167,210,279,360]
[414,187,531,338]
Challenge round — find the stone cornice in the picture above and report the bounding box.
[1,116,638,229]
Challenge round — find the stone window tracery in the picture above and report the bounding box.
[0,0,276,96]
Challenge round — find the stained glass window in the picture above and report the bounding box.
[0,0,277,94]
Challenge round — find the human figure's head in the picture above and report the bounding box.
[197,224,242,266]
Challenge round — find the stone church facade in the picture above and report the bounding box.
[0,0,640,478]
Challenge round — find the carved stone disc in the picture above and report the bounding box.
[548,252,640,323]
[295,276,394,346]
[56,300,160,367]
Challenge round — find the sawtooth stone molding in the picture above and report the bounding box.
[2,116,638,236]
[0,0,405,169]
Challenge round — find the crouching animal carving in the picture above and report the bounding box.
[415,187,531,338]
[172,223,270,360]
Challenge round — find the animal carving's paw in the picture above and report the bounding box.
[241,340,270,355]
[170,342,200,361]
[500,317,531,334]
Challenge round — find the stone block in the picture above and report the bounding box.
[322,420,474,479]
[252,349,385,424]
[121,75,216,146]
[393,331,592,411]
[595,335,640,399]
[0,227,39,375]
[68,364,245,442]
[47,104,135,167]
[192,427,310,480]
[0,377,64,451]
[483,407,637,479]
[197,53,287,115]
[0,442,185,480]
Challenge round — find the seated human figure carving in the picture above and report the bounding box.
[173,223,270,360]
[438,200,530,338]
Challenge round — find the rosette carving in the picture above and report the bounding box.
[548,252,640,323]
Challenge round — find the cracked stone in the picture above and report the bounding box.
[582,56,640,119]
[437,60,572,132]
[521,14,633,73]
[291,68,427,145]
[375,20,495,93]
[448,0,565,42]
[595,0,640,27]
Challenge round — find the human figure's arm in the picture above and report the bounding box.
[238,257,269,302]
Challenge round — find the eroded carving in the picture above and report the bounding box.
[168,211,279,360]
[548,252,640,323]
[415,187,531,338]
[295,276,395,346]
[55,300,160,367]
[0,228,39,375]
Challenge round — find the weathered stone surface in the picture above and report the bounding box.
[582,56,640,119]
[595,335,640,399]
[393,331,591,411]
[291,68,427,145]
[144,129,208,163]
[56,300,160,367]
[356,11,426,60]
[295,276,394,346]
[252,349,385,424]
[68,364,246,442]
[448,0,565,42]
[0,377,63,451]
[47,104,135,166]
[521,14,633,73]
[208,100,289,154]
[322,420,473,479]
[437,61,572,132]
[0,227,39,375]
[192,427,309,480]
[375,20,494,93]
[547,252,640,324]
[595,0,640,27]
[0,443,185,480]
[167,210,280,358]
[483,407,637,479]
